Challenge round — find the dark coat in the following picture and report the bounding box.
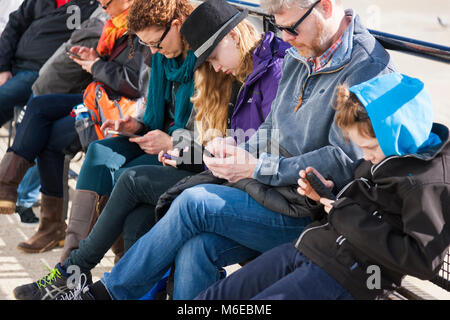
[0,0,98,72]
[295,123,450,299]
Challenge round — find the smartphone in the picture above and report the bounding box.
[108,130,140,138]
[192,141,214,158]
[66,47,83,59]
[163,153,177,160]
[305,172,336,200]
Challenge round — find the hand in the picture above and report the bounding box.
[297,167,335,209]
[0,71,12,87]
[203,144,258,183]
[130,129,173,154]
[68,46,100,73]
[158,148,184,168]
[101,115,143,135]
[320,198,335,214]
[205,136,236,158]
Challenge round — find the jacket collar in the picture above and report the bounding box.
[245,32,289,86]
[370,123,449,175]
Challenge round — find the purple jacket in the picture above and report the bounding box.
[230,32,290,139]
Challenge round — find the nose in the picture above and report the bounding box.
[211,62,222,73]
[150,47,160,55]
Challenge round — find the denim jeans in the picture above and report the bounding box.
[0,69,39,127]
[64,165,193,274]
[76,137,161,196]
[196,243,354,300]
[9,94,83,197]
[101,183,311,300]
[16,165,41,208]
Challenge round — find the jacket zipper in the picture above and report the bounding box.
[294,64,348,112]
[295,222,329,247]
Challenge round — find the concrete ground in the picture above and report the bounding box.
[0,0,449,300]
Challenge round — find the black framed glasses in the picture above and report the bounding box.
[101,0,113,10]
[138,25,172,50]
[270,0,321,36]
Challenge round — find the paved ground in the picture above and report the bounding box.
[0,0,449,300]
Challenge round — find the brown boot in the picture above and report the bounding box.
[111,235,124,264]
[0,152,34,214]
[17,194,66,253]
[59,190,108,264]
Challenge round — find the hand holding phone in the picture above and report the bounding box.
[163,153,178,160]
[305,172,336,200]
[66,48,83,60]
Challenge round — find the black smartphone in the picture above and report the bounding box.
[108,130,140,138]
[305,172,336,200]
[66,47,83,59]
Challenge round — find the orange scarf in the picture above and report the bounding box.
[96,10,129,57]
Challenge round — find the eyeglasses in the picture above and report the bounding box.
[101,0,113,10]
[138,25,172,50]
[269,0,321,36]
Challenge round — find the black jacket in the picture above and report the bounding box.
[295,123,450,299]
[0,0,98,72]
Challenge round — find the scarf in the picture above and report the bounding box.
[143,51,196,135]
[96,10,128,57]
[56,0,71,8]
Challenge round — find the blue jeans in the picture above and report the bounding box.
[196,243,354,300]
[16,165,41,208]
[101,184,311,299]
[0,69,39,127]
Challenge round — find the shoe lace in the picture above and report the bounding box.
[57,273,88,300]
[35,265,62,289]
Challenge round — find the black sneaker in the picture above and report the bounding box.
[57,275,95,300]
[13,263,91,300]
[16,206,39,225]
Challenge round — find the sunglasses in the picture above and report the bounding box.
[138,25,172,50]
[101,0,113,10]
[269,0,321,36]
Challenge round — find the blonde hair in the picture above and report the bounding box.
[334,85,375,140]
[191,20,262,144]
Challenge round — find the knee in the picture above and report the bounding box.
[175,234,215,270]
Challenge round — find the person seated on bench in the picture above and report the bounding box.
[51,0,399,301]
[13,0,290,300]
[195,73,450,300]
[0,0,98,127]
[0,0,148,254]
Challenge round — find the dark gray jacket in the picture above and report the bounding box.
[32,12,108,95]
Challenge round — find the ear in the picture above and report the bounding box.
[171,19,183,32]
[228,28,240,45]
[318,0,333,19]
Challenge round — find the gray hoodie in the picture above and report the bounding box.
[246,10,396,190]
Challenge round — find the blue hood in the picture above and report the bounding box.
[349,73,442,157]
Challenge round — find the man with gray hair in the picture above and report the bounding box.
[58,0,397,300]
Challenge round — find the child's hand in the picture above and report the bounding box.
[297,167,334,202]
[320,198,335,214]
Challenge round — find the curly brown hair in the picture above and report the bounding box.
[335,85,375,140]
[128,0,194,33]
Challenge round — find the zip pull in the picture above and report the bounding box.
[294,96,302,112]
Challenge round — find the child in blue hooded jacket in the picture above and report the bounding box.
[195,73,450,300]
